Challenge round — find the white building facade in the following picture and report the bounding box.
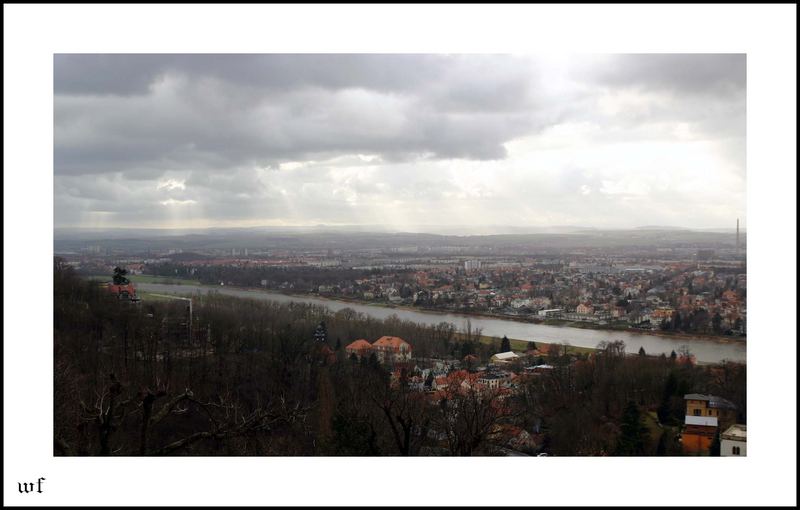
[720,424,747,456]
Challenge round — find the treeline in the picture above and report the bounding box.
[55,259,745,456]
[660,310,743,335]
[55,259,499,456]
[147,263,391,292]
[519,341,746,455]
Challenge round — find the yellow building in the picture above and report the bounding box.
[682,394,737,455]
[684,393,737,423]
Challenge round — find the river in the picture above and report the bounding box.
[138,283,746,364]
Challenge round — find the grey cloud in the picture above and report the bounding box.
[54,54,449,96]
[573,54,745,96]
[55,56,544,176]
[555,54,746,145]
[54,54,746,229]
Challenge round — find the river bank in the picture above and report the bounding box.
[204,285,745,346]
[135,282,746,364]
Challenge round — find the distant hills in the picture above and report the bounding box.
[54,223,743,241]
[53,223,746,256]
[635,225,692,231]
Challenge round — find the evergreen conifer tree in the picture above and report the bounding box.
[615,401,649,456]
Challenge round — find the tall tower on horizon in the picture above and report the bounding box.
[736,218,740,258]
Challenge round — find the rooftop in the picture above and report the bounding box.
[526,364,554,370]
[492,351,520,360]
[373,336,411,349]
[346,339,372,350]
[721,424,747,441]
[684,393,737,409]
[479,372,511,380]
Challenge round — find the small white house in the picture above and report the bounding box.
[720,424,746,456]
[537,308,563,318]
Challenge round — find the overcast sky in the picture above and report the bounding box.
[54,54,746,231]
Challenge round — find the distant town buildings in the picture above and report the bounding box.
[464,259,482,272]
[62,232,747,339]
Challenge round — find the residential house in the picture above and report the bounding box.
[684,393,737,426]
[682,394,737,455]
[345,339,373,360]
[107,282,138,301]
[720,424,747,456]
[537,308,563,318]
[477,371,512,390]
[372,336,413,364]
[682,415,718,455]
[126,263,145,275]
[652,307,675,321]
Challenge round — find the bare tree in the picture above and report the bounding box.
[435,375,509,456]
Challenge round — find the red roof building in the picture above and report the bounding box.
[372,336,412,364]
[345,339,373,360]
[107,282,137,300]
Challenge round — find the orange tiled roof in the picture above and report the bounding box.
[345,339,373,351]
[373,336,410,349]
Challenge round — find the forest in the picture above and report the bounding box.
[54,258,746,456]
[147,262,392,293]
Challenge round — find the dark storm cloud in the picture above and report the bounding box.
[54,54,542,176]
[54,54,489,97]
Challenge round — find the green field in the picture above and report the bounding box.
[136,290,182,302]
[85,274,201,286]
[129,274,201,285]
[454,332,596,356]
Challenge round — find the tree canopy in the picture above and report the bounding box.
[112,266,130,285]
[615,401,649,456]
